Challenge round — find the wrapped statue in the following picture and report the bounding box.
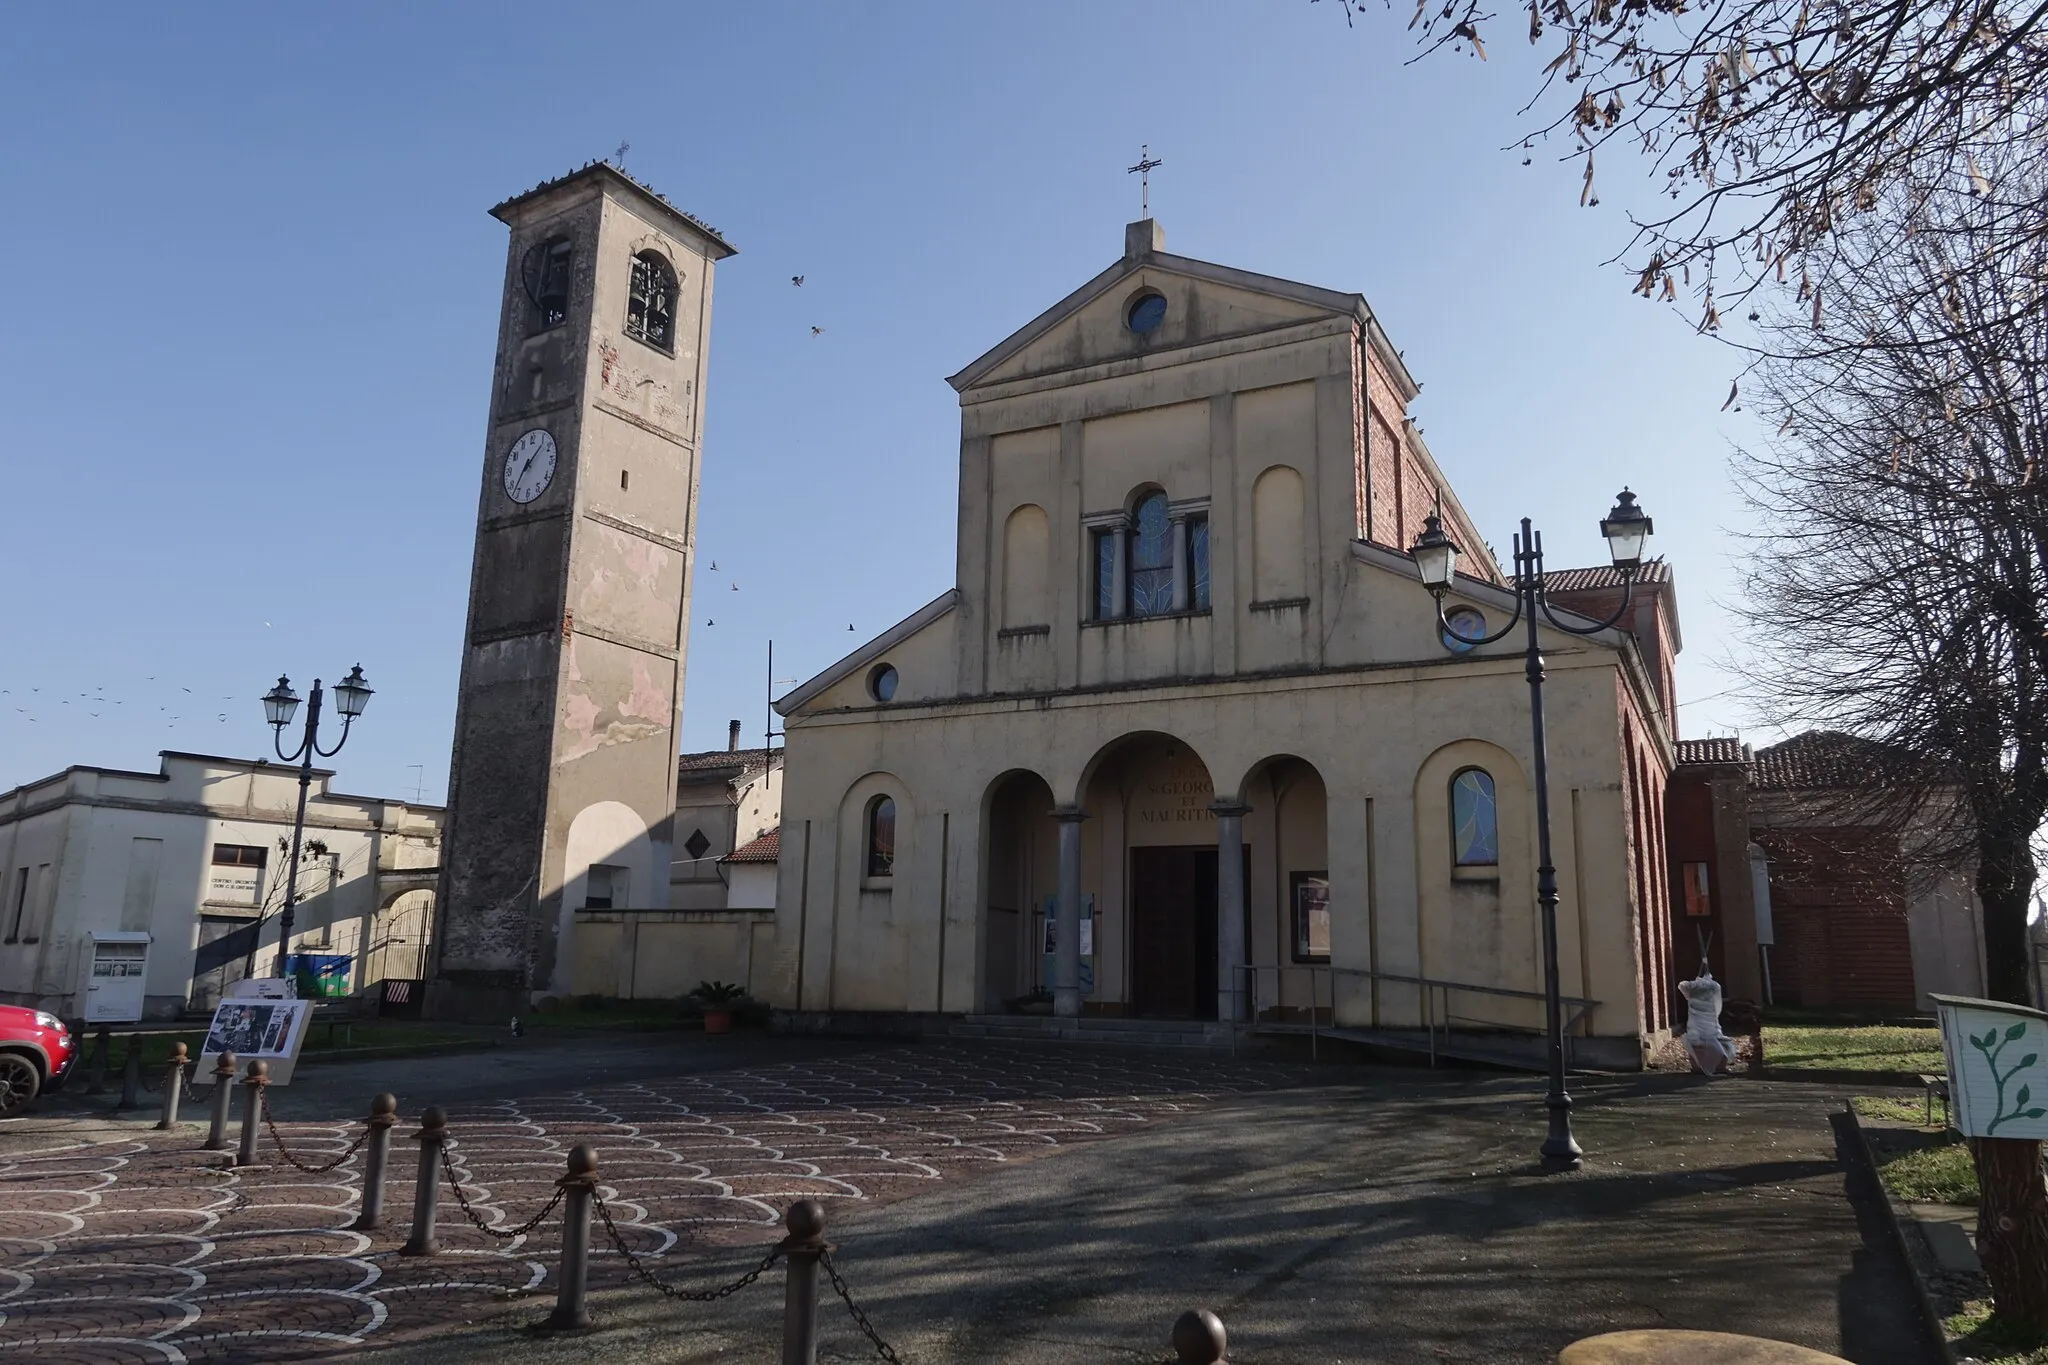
[1678,969,1738,1074]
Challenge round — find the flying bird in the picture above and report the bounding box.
[791,275,805,287]
[848,624,856,632]
[811,326,824,336]
[709,561,718,571]
[1721,380,1738,412]
[706,619,715,627]
[731,582,739,591]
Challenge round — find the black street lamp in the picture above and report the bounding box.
[1410,490,1653,1172]
[261,665,373,981]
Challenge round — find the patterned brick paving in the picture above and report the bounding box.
[0,1044,1298,1363]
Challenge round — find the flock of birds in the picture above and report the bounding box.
[700,558,856,636]
[2,676,238,731]
[6,269,862,752]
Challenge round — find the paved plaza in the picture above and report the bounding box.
[0,1039,1934,1365]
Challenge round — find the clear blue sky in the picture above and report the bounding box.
[0,3,1764,803]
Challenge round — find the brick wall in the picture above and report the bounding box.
[1755,826,1917,1009]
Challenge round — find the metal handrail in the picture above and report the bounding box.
[1233,962,1601,1070]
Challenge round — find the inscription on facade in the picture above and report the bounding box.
[1133,768,1216,826]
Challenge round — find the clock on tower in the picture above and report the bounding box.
[430,164,736,1019]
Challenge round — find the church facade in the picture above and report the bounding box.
[766,220,1681,1066]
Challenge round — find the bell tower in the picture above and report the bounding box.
[431,164,735,1018]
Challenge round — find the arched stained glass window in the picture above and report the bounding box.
[866,796,897,878]
[625,251,678,351]
[1451,768,1499,867]
[1128,491,1174,616]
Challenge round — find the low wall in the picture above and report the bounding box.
[570,911,776,999]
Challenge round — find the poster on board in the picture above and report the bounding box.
[198,994,315,1085]
[1041,893,1096,995]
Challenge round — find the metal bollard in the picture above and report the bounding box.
[546,1145,599,1330]
[399,1106,448,1257]
[83,1025,111,1095]
[116,1033,143,1110]
[156,1044,188,1130]
[235,1060,269,1167]
[1172,1309,1228,1365]
[203,1052,238,1151]
[779,1199,828,1365]
[348,1094,400,1230]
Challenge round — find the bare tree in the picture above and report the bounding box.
[1327,0,2048,318]
[1735,181,2048,1325]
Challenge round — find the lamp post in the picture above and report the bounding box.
[1409,490,1653,1172]
[260,665,373,982]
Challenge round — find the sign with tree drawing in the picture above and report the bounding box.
[1933,995,2048,1139]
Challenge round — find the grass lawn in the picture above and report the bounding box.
[1851,1095,1979,1204]
[1948,1299,2048,1364]
[87,1024,478,1075]
[527,1001,694,1029]
[1763,1020,1945,1073]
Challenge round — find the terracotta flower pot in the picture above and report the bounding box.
[703,1008,733,1035]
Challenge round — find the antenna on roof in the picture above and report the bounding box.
[613,140,631,170]
[765,640,786,760]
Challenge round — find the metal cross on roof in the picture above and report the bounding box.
[614,140,631,168]
[1127,144,1163,217]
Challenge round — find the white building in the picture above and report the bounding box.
[0,751,442,1020]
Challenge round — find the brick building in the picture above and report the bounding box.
[1665,731,1984,1013]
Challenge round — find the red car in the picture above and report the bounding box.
[0,1005,77,1118]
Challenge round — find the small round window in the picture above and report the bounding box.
[869,664,899,702]
[1126,292,1167,335]
[1442,607,1486,654]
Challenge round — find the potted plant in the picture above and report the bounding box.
[694,981,747,1035]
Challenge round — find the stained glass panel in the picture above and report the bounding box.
[1191,515,1210,610]
[1451,769,1499,867]
[867,797,896,877]
[1129,492,1174,616]
[1092,528,1115,618]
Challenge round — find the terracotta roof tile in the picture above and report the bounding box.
[1676,737,1747,766]
[678,748,776,778]
[1539,560,1673,595]
[1751,730,1894,790]
[723,828,780,863]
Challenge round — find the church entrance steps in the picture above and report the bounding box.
[942,1015,1236,1050]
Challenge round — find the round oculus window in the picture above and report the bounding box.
[1126,292,1167,335]
[1442,607,1487,653]
[869,664,899,703]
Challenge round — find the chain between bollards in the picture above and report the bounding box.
[399,1106,448,1257]
[234,1060,269,1167]
[155,1044,188,1130]
[349,1094,400,1230]
[203,1052,238,1151]
[546,1145,599,1331]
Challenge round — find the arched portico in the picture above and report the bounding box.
[981,769,1058,1013]
[1062,732,1228,1020]
[1230,754,1332,1024]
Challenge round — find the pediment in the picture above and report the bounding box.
[949,251,1370,393]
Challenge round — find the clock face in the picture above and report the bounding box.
[502,429,558,504]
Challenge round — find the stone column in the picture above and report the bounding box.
[1052,808,1089,1018]
[1109,524,1130,618]
[1212,802,1251,1023]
